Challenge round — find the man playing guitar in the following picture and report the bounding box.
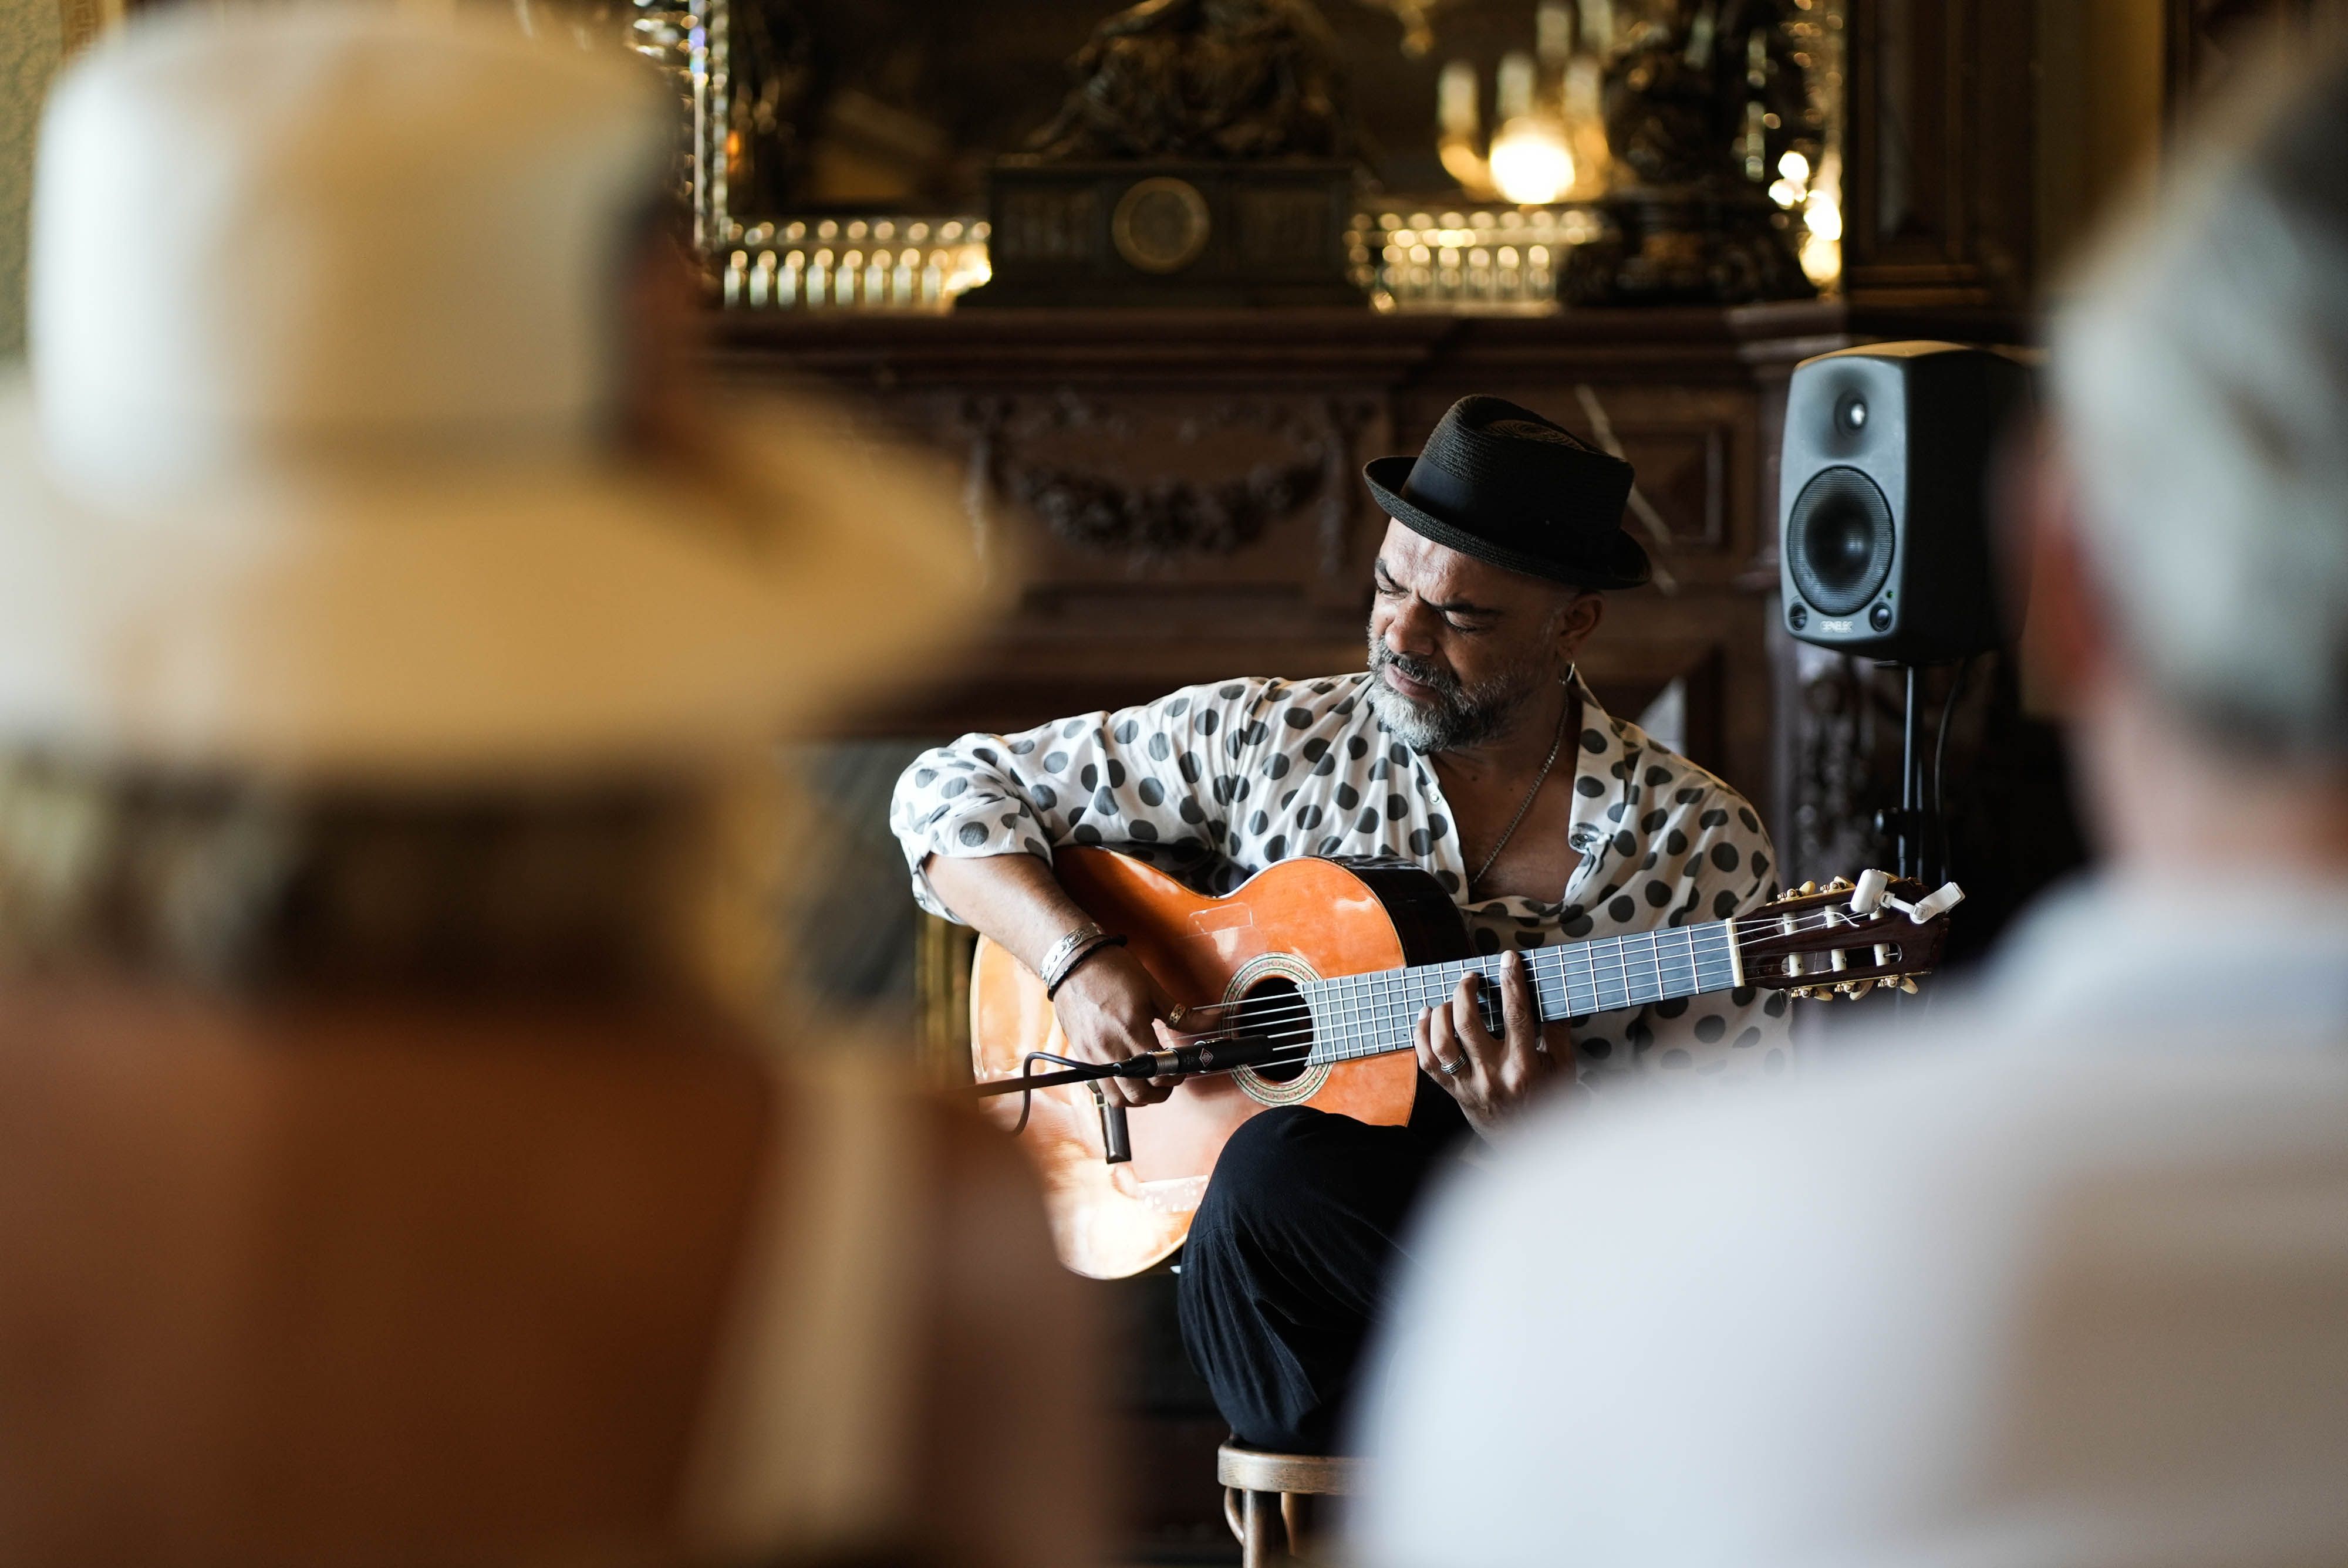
[890,396,1788,1453]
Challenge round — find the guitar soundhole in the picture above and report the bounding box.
[1234,975,1311,1083]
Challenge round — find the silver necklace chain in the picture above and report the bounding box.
[1469,691,1573,889]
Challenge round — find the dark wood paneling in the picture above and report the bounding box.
[1843,0,2039,307]
[714,300,2029,827]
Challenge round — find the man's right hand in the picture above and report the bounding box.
[918,850,1189,1109]
[1050,945,1180,1107]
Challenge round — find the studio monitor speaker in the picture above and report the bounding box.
[1779,342,2033,661]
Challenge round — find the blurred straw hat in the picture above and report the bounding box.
[0,4,985,782]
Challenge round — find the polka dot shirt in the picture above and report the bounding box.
[891,670,1792,1084]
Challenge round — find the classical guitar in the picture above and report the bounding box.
[971,846,1961,1278]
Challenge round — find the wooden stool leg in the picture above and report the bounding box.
[1281,1490,1315,1559]
[1242,1486,1286,1567]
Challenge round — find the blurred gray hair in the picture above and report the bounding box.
[2054,43,2348,753]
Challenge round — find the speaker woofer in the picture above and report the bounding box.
[1786,466,1895,617]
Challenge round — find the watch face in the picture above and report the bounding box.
[1111,177,1212,274]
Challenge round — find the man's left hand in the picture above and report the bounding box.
[1415,950,1569,1140]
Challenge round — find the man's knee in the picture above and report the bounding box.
[1216,1103,1366,1185]
[1193,1107,1384,1240]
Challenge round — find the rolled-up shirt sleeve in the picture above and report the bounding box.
[888,683,1237,920]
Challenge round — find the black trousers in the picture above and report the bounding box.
[1175,1080,1471,1454]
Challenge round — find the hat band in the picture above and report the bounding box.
[1399,457,1476,518]
[1402,455,1601,539]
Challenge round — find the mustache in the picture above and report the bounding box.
[1369,643,1463,701]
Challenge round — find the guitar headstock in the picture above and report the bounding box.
[1735,871,1964,1001]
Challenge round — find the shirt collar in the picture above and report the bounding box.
[1564,666,1637,863]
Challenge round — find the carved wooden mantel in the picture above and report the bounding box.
[711,300,2025,839]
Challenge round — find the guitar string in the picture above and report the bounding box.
[1102,957,1738,1076]
[1196,947,1739,1066]
[1145,928,1761,1061]
[1163,928,1765,1043]
[1160,898,1892,1029]
[1004,907,1907,1083]
[1152,906,1878,1039]
[1156,953,1867,1067]
[1317,927,1738,1063]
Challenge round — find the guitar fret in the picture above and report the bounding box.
[1696,921,1739,991]
[1590,937,1617,1009]
[1564,941,1598,1018]
[1530,950,1567,1019]
[1625,931,1658,1005]
[1297,917,1749,1067]
[1652,927,1686,1000]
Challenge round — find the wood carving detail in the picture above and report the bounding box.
[962,393,1372,560]
[1027,0,1357,161]
[1010,455,1321,556]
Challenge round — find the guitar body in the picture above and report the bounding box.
[971,847,1473,1279]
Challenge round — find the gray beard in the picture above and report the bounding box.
[1364,631,1549,755]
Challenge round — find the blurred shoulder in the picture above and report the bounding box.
[1453,1007,2348,1293]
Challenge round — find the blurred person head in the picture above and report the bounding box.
[2039,33,2348,871]
[1351,42,2348,1568]
[0,2,981,1013]
[0,18,1107,1568]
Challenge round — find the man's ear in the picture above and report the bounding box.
[2010,433,2112,721]
[1554,591,1605,668]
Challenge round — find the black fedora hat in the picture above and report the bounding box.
[1363,395,1648,590]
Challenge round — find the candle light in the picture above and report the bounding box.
[1438,58,1479,138]
[1536,0,1573,64]
[1577,0,1613,55]
[1496,50,1536,120]
[1490,115,1575,204]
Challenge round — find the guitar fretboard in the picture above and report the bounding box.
[1296,921,1743,1064]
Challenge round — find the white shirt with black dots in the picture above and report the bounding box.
[889,669,1791,1085]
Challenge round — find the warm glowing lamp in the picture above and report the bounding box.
[1488,116,1575,205]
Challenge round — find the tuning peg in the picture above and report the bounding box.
[1827,875,1853,891]
[1842,979,1874,1000]
[1850,869,1889,915]
[1800,880,1819,895]
[1880,881,1968,925]
[1898,976,1920,995]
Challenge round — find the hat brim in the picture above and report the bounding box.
[1362,454,1651,591]
[0,374,1000,780]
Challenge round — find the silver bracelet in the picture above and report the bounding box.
[1045,933,1125,1000]
[1038,921,1106,992]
